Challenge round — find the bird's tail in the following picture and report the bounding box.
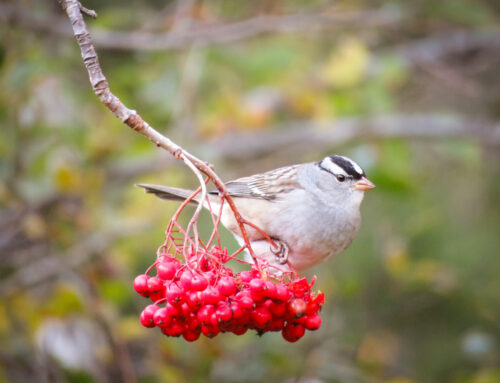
[136,183,199,203]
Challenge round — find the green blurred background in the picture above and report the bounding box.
[1,0,499,382]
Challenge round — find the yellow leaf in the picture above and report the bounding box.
[54,165,81,192]
[321,37,369,88]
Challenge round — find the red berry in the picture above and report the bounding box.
[191,274,209,291]
[217,277,237,296]
[264,281,277,299]
[269,301,287,317]
[269,318,286,332]
[249,278,267,302]
[186,315,201,331]
[232,326,248,336]
[186,291,203,309]
[237,311,252,327]
[251,307,272,329]
[140,304,159,328]
[180,302,192,318]
[153,307,171,327]
[215,304,233,323]
[201,325,220,338]
[249,278,266,292]
[178,270,193,291]
[304,314,322,331]
[274,284,291,302]
[147,276,164,294]
[288,298,307,318]
[156,261,178,280]
[229,301,243,320]
[197,305,215,325]
[133,274,150,297]
[162,320,183,337]
[182,328,201,342]
[282,323,305,342]
[238,295,254,310]
[202,286,223,305]
[239,271,253,283]
[165,302,180,318]
[149,289,166,302]
[166,282,185,305]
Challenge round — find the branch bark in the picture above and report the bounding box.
[58,0,258,260]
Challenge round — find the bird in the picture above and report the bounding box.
[137,155,374,273]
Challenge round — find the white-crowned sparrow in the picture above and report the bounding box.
[137,155,374,273]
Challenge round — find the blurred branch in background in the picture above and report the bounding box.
[210,114,500,159]
[0,3,404,51]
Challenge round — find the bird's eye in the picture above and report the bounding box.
[336,174,346,182]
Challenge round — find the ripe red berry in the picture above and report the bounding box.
[288,298,307,318]
[201,325,220,338]
[217,277,237,296]
[229,301,243,320]
[182,328,201,342]
[264,281,277,299]
[282,323,305,342]
[304,314,322,331]
[231,326,248,336]
[202,286,223,305]
[249,278,267,302]
[238,295,255,310]
[165,302,180,318]
[163,320,184,337]
[153,307,171,327]
[186,291,203,309]
[215,303,233,323]
[190,274,209,291]
[180,302,192,318]
[166,282,185,305]
[140,304,159,328]
[178,270,193,291]
[147,276,164,294]
[274,284,291,302]
[269,301,287,317]
[133,274,150,297]
[156,261,178,280]
[269,318,286,332]
[197,305,215,325]
[239,271,253,283]
[251,307,272,329]
[186,315,201,331]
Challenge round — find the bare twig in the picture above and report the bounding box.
[58,0,259,262]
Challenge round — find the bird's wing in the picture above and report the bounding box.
[210,165,302,200]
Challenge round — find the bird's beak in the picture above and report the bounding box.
[355,177,376,191]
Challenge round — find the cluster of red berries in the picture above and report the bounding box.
[134,250,324,342]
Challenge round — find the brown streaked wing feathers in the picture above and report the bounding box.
[210,165,301,200]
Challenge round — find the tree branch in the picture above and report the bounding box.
[58,0,258,261]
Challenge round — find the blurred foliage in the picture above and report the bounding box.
[1,0,499,383]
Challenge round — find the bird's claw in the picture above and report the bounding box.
[271,240,289,265]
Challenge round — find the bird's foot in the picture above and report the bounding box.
[271,240,289,265]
